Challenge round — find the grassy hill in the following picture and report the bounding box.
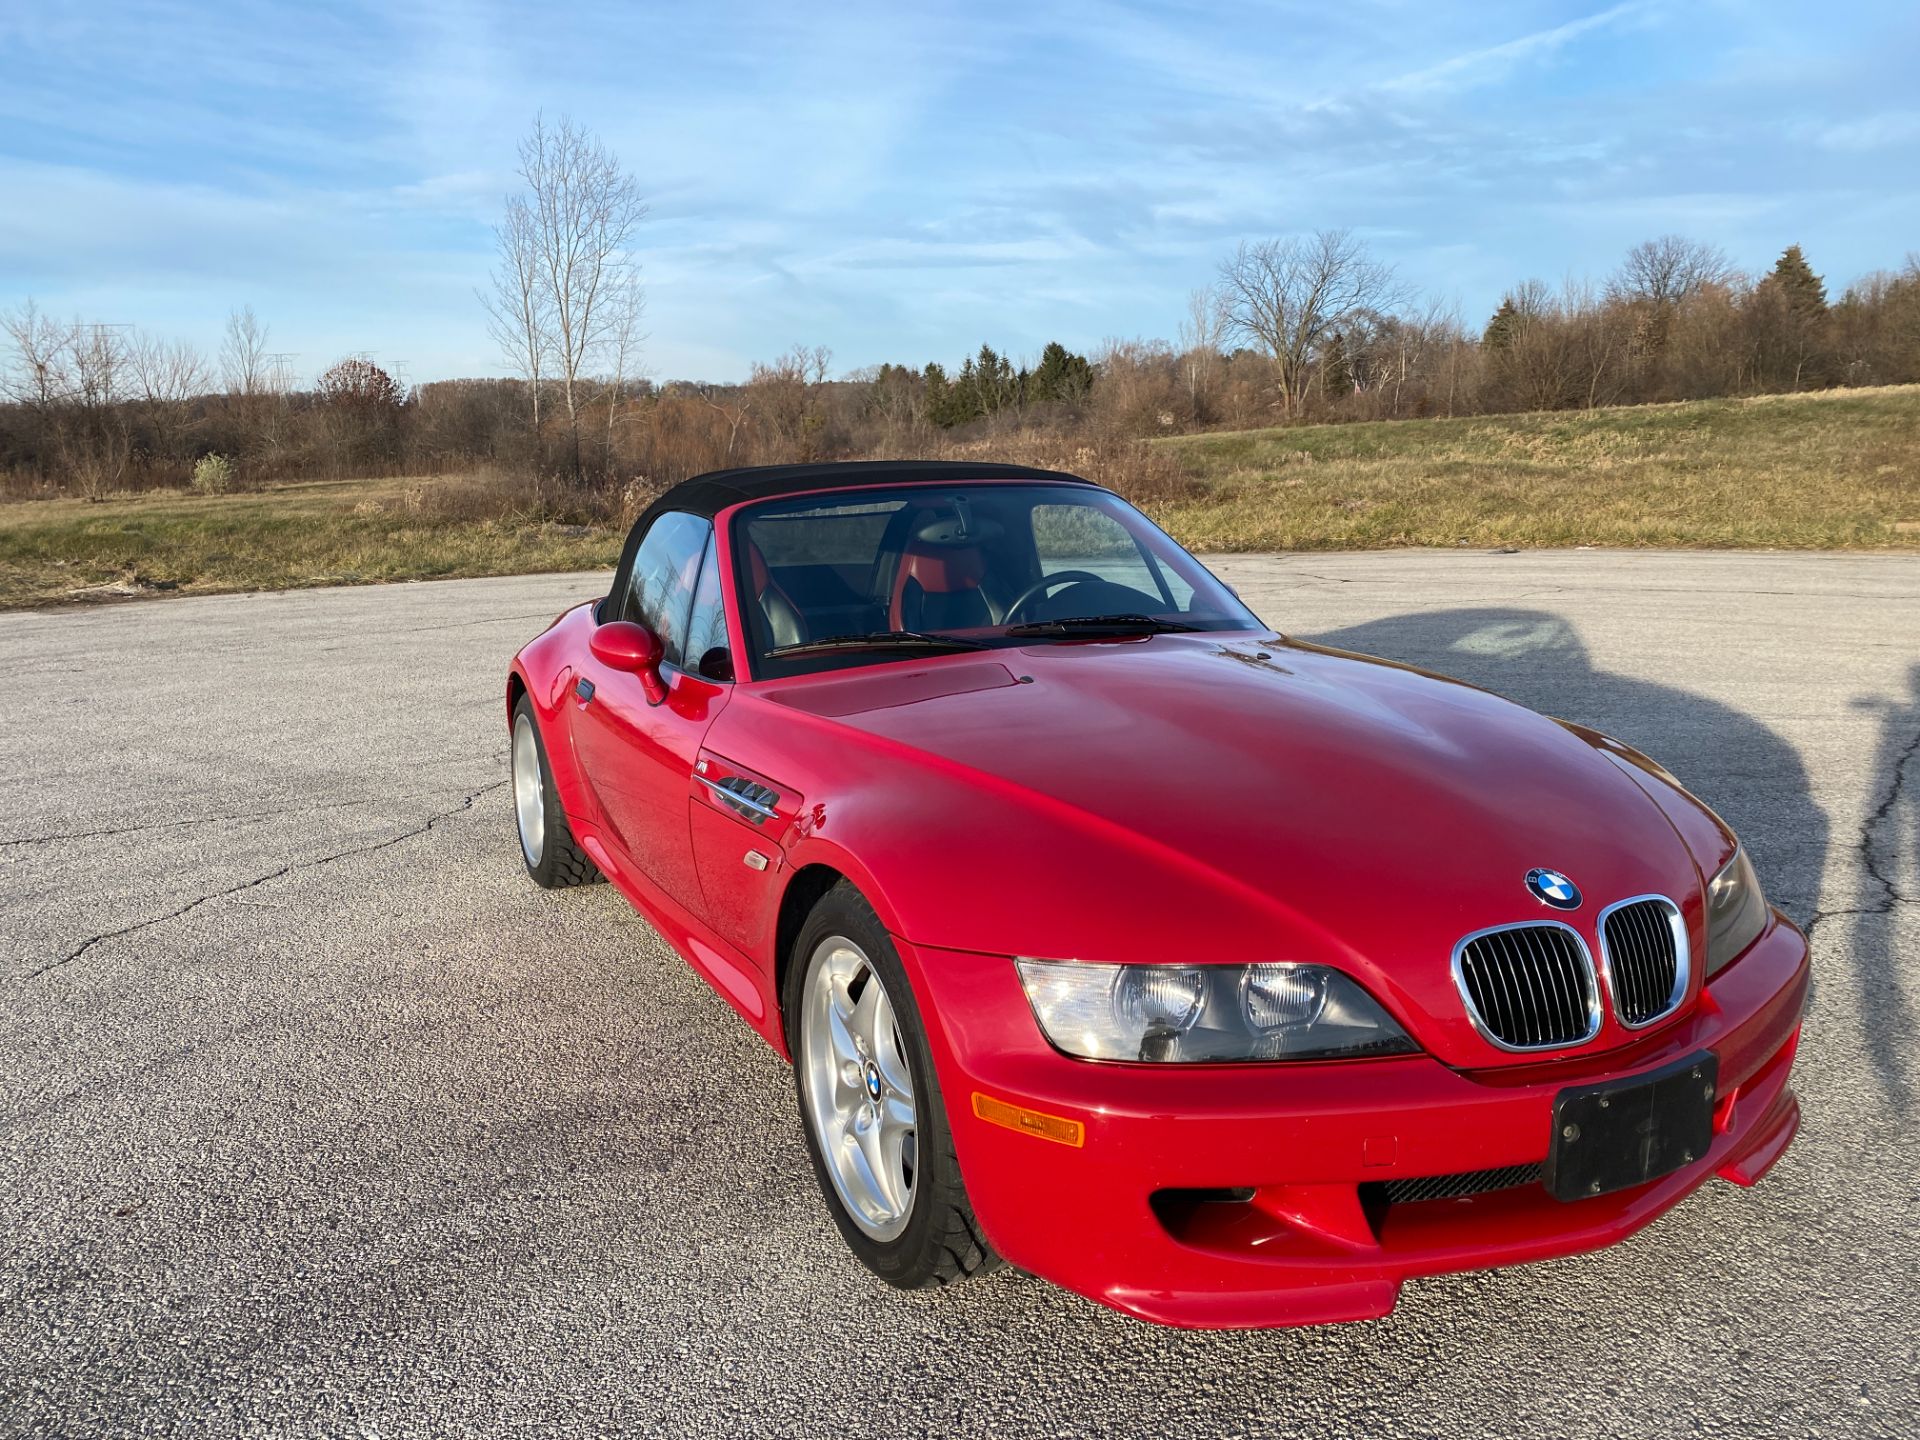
[2,386,1915,608]
[1153,384,1919,552]
[0,473,624,610]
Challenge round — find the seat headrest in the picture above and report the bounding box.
[899,543,985,594]
[744,538,773,592]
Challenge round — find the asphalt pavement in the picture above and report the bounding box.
[2,549,1916,1438]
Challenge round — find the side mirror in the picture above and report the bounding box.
[590,621,669,705]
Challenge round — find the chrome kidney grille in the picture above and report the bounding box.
[1599,896,1688,1027]
[1452,922,1601,1051]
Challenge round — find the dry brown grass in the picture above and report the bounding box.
[1156,385,1920,551]
[0,472,625,608]
[4,387,1915,608]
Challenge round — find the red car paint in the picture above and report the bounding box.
[507,477,1807,1329]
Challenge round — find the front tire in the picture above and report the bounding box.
[786,881,999,1288]
[510,695,601,889]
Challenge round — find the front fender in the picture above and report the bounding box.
[749,711,1335,971]
[508,604,599,827]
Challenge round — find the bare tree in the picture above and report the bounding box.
[1,299,64,410]
[1833,262,1920,385]
[2,305,135,497]
[316,356,405,473]
[1216,230,1406,418]
[130,332,210,405]
[66,323,135,494]
[514,113,648,476]
[129,331,211,465]
[1176,287,1224,412]
[1611,236,1733,308]
[695,385,754,463]
[602,270,647,463]
[1562,280,1632,409]
[748,344,834,458]
[799,344,832,389]
[1482,280,1570,410]
[221,305,270,396]
[1360,298,1465,418]
[481,194,549,449]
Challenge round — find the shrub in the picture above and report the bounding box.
[411,466,642,529]
[191,454,235,495]
[931,432,1206,509]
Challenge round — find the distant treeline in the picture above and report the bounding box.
[4,235,1918,502]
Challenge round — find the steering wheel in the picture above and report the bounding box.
[1002,570,1108,624]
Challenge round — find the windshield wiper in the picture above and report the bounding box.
[1005,614,1200,637]
[767,630,991,659]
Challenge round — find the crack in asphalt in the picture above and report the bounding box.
[0,791,470,850]
[1859,723,1920,908]
[409,609,580,635]
[1806,720,1920,938]
[22,779,510,980]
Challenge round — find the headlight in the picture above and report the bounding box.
[1705,845,1769,977]
[1014,959,1416,1063]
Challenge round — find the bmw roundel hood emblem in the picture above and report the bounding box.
[1525,868,1582,910]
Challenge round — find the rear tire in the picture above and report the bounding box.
[785,880,1000,1288]
[510,695,601,889]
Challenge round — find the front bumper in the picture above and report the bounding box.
[902,914,1809,1330]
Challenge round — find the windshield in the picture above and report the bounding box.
[731,482,1261,678]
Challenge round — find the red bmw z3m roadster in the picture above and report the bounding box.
[505,461,1808,1329]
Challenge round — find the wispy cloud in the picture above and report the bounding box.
[0,0,1914,380]
[1808,110,1920,152]
[1381,2,1651,94]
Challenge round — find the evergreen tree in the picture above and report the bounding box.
[955,356,983,420]
[1320,331,1354,398]
[923,361,961,427]
[1028,341,1094,404]
[1749,246,1834,389]
[1482,298,1522,350]
[1768,244,1828,319]
[973,344,1017,414]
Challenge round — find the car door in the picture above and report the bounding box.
[689,748,804,959]
[570,512,730,913]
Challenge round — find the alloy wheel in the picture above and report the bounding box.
[511,711,546,868]
[801,936,919,1241]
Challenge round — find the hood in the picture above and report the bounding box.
[770,633,1713,1068]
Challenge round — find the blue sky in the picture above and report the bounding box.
[2,1,1916,384]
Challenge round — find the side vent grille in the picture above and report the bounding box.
[700,775,780,825]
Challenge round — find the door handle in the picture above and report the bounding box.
[575,677,595,703]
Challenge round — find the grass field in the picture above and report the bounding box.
[0,474,624,609]
[2,386,1915,608]
[1153,384,1919,551]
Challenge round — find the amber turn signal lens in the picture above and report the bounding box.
[971,1091,1086,1148]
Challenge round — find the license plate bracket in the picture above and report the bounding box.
[1546,1050,1717,1202]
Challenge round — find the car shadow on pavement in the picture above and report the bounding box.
[1298,608,1912,1115]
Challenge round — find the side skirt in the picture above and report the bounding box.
[574,822,790,1059]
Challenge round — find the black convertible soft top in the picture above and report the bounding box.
[607,459,1098,615]
[640,459,1094,523]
